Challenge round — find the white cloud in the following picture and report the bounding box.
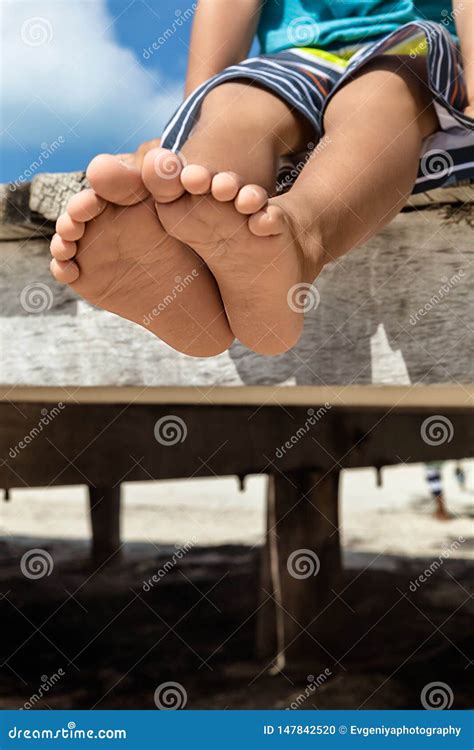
[2,0,182,151]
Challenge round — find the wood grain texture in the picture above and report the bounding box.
[1,403,472,489]
[1,174,473,389]
[258,470,342,671]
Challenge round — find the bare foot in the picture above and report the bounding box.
[85,138,162,205]
[50,188,233,357]
[143,150,324,355]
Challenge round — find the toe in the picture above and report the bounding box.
[180,165,212,195]
[248,204,287,237]
[50,258,80,284]
[86,153,149,205]
[142,147,185,203]
[50,233,77,261]
[66,189,107,222]
[211,172,243,202]
[234,184,268,215]
[56,213,85,241]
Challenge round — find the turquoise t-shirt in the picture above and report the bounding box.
[257,1,457,54]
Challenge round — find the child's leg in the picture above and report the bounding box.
[151,57,438,354]
[143,82,313,200]
[279,56,439,260]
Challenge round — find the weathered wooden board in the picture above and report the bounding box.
[0,173,473,391]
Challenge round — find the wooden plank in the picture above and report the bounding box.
[0,173,473,389]
[0,403,472,489]
[0,385,473,407]
[29,171,88,222]
[0,172,87,239]
[0,184,52,241]
[1,201,473,388]
[406,183,474,207]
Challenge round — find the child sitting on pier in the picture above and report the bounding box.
[51,1,474,357]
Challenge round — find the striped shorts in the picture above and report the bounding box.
[161,21,474,196]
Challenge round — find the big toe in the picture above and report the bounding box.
[86,153,149,205]
[142,147,185,203]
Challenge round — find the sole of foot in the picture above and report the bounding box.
[144,152,321,355]
[50,188,234,357]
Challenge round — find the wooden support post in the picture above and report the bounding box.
[88,485,121,566]
[256,476,278,660]
[257,469,342,673]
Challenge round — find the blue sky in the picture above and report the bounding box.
[1,0,201,182]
